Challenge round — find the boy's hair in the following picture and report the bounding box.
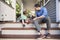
[34,4,41,7]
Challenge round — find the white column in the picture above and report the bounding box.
[56,0,59,22]
[11,0,16,22]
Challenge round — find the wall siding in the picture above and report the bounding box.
[0,1,16,22]
[45,0,56,22]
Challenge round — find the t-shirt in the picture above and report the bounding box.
[36,7,48,17]
[21,15,27,20]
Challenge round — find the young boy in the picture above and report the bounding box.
[21,11,28,27]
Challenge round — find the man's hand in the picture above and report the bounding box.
[33,16,45,20]
[33,17,38,20]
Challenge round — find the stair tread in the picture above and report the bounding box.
[1,28,60,30]
[0,34,60,39]
[0,38,60,40]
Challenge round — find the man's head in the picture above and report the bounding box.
[34,4,41,11]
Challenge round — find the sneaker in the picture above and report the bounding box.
[40,34,46,39]
[38,32,41,35]
[42,33,51,39]
[45,33,50,37]
[35,29,40,32]
[46,33,51,38]
[23,24,25,27]
[37,32,41,38]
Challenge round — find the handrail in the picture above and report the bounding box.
[44,0,50,6]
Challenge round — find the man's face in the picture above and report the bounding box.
[35,7,41,11]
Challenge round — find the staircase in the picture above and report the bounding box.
[0,22,60,40]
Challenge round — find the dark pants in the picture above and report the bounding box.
[33,17,51,32]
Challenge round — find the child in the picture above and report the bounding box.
[21,11,27,27]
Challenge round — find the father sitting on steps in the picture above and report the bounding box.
[32,4,51,38]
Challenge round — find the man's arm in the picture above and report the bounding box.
[33,7,48,20]
[38,7,48,18]
[33,16,44,20]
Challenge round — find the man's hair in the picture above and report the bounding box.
[34,4,41,7]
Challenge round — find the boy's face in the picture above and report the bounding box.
[35,7,41,11]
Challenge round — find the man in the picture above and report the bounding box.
[33,4,51,38]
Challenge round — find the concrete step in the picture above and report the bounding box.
[2,27,60,30]
[0,39,36,40]
[0,28,60,39]
[0,38,60,40]
[1,28,60,35]
[2,30,39,35]
[0,34,60,39]
[0,23,60,28]
[0,23,60,39]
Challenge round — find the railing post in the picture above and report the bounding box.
[10,0,16,22]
